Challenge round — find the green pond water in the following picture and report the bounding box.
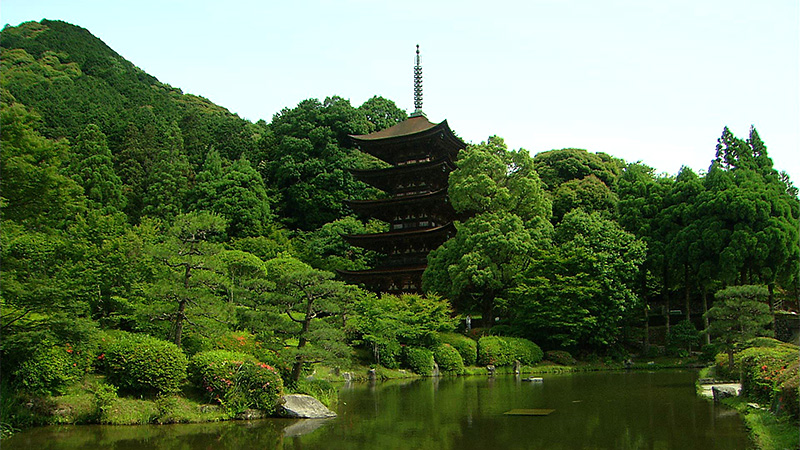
[4,370,752,450]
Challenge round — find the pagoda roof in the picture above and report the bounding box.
[350,116,466,165]
[346,189,455,222]
[342,222,455,252]
[351,115,438,141]
[350,157,456,191]
[337,265,426,278]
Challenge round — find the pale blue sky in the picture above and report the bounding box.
[3,0,799,182]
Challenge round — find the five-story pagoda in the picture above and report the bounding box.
[338,46,466,293]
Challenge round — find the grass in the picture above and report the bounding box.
[722,397,799,450]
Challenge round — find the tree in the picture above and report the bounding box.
[350,293,455,367]
[510,210,646,350]
[358,95,407,132]
[533,148,623,193]
[551,174,618,223]
[424,136,553,324]
[190,149,273,238]
[146,211,230,348]
[293,216,383,272]
[258,96,375,230]
[264,254,354,382]
[0,95,85,229]
[705,285,772,370]
[67,124,126,211]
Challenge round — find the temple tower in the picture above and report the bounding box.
[338,46,466,293]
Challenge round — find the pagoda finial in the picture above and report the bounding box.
[411,44,424,117]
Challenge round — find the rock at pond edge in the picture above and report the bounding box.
[279,394,337,419]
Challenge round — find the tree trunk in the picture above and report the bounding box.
[291,296,314,382]
[702,286,710,346]
[663,265,671,335]
[174,299,186,348]
[684,263,691,322]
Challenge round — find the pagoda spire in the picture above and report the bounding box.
[411,44,425,117]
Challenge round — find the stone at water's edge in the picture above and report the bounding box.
[279,394,337,419]
[712,385,740,403]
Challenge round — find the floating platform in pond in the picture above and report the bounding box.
[504,409,555,416]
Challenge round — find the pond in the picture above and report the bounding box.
[4,370,751,450]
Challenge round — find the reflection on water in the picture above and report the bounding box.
[4,370,751,450]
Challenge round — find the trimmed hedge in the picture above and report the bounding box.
[188,350,283,414]
[438,333,477,366]
[545,350,577,366]
[477,336,514,366]
[774,361,799,420]
[504,337,543,365]
[739,346,798,406]
[433,344,465,374]
[404,347,435,375]
[104,332,188,395]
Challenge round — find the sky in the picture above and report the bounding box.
[3,0,799,181]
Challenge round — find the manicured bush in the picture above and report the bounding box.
[545,350,577,366]
[433,344,465,374]
[771,360,799,421]
[504,337,543,365]
[438,333,478,366]
[14,344,83,395]
[739,346,798,405]
[477,336,514,367]
[104,332,188,395]
[403,347,435,375]
[188,350,283,414]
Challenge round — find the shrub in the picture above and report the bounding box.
[104,332,188,395]
[377,341,402,369]
[739,346,799,405]
[773,361,799,421]
[433,344,465,374]
[477,336,514,367]
[438,333,478,366]
[504,337,543,365]
[403,347,435,375]
[14,344,83,395]
[545,350,577,366]
[188,350,283,414]
[666,320,699,355]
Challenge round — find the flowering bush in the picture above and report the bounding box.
[188,350,283,414]
[14,343,83,395]
[104,332,188,395]
[739,346,798,405]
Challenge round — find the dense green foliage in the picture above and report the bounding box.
[432,344,465,374]
[438,332,478,366]
[1,20,798,433]
[477,336,515,366]
[103,332,188,394]
[403,347,435,375]
[503,337,544,365]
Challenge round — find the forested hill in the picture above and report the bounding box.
[1,19,406,230]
